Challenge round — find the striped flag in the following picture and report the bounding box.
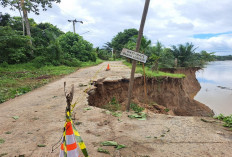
[59,110,88,157]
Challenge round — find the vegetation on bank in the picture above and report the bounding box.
[98,28,217,70]
[0,59,103,103]
[123,61,185,78]
[214,114,232,129]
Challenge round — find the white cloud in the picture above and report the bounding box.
[1,0,232,55]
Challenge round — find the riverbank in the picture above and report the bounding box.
[0,61,231,157]
[88,67,214,116]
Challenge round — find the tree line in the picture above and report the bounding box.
[98,28,219,69]
[0,13,97,67]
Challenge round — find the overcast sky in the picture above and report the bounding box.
[1,0,232,55]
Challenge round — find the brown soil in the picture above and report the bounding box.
[33,75,52,80]
[88,68,214,116]
[0,61,231,157]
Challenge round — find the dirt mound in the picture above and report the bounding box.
[88,68,214,116]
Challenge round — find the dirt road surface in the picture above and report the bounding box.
[0,61,231,157]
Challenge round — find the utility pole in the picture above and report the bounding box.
[112,48,114,58]
[68,19,83,34]
[127,0,150,111]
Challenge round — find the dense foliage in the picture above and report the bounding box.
[111,28,138,57]
[101,28,217,69]
[58,32,96,62]
[0,26,31,64]
[0,13,97,67]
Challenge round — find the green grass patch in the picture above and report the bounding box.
[0,59,103,104]
[80,58,103,67]
[130,103,144,113]
[123,61,185,78]
[214,114,232,128]
[103,97,121,112]
[0,138,5,144]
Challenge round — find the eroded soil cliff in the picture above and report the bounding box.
[88,68,214,116]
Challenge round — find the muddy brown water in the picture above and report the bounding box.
[195,61,232,116]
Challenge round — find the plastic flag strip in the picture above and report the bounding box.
[59,110,89,157]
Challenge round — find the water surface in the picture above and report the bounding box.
[194,61,232,116]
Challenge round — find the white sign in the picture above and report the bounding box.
[120,48,148,63]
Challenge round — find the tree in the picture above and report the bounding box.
[102,42,112,53]
[125,35,151,52]
[0,26,31,64]
[0,13,11,26]
[111,28,138,56]
[58,32,96,62]
[32,22,64,47]
[200,50,216,62]
[171,42,198,67]
[148,41,163,71]
[0,0,61,45]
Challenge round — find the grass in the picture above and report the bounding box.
[130,103,144,113]
[0,59,103,104]
[103,97,121,112]
[80,58,103,67]
[123,61,185,78]
[214,114,232,129]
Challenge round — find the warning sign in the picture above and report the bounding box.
[120,48,147,63]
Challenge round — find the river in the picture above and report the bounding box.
[194,61,232,116]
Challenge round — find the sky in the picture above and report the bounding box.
[1,0,232,55]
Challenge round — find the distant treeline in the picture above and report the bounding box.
[215,55,232,61]
[99,28,216,69]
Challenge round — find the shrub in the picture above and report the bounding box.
[98,49,111,60]
[103,97,121,112]
[58,32,95,62]
[0,26,31,64]
[130,103,144,113]
[32,56,51,68]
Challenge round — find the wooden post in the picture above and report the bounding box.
[142,54,148,103]
[127,0,150,111]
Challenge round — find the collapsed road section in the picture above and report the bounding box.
[88,68,214,116]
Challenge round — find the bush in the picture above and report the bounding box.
[214,114,232,128]
[103,97,121,112]
[130,103,144,113]
[58,32,95,62]
[98,49,111,60]
[0,26,31,64]
[61,58,81,67]
[32,56,51,68]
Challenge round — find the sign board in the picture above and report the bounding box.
[120,48,147,63]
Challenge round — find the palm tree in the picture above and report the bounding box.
[171,42,198,67]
